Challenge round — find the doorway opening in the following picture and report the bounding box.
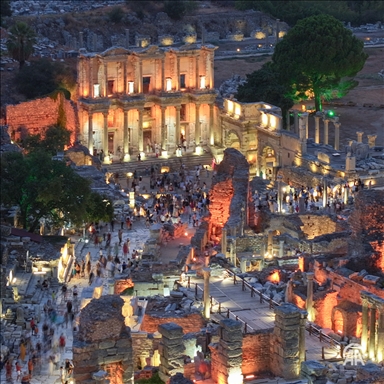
[108,132,114,154]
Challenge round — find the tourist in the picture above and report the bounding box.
[27,359,33,377]
[65,359,74,377]
[20,340,26,362]
[59,334,66,354]
[21,371,31,384]
[5,359,12,380]
[118,229,123,245]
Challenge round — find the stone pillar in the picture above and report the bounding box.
[272,304,303,379]
[230,239,236,266]
[161,106,166,150]
[203,268,211,319]
[286,110,291,131]
[323,178,328,208]
[176,56,180,90]
[195,103,200,143]
[103,112,108,157]
[369,306,377,360]
[123,110,129,160]
[367,134,377,148]
[294,110,299,134]
[175,105,181,146]
[361,298,369,354]
[279,240,284,258]
[209,103,214,146]
[104,61,108,97]
[323,118,329,145]
[158,323,185,383]
[195,55,199,89]
[138,108,143,152]
[377,307,384,362]
[306,272,314,322]
[138,60,143,93]
[334,122,340,151]
[88,111,93,154]
[314,113,321,144]
[268,231,273,256]
[299,310,308,363]
[240,258,247,273]
[357,131,364,143]
[285,280,293,303]
[210,319,243,384]
[221,228,227,256]
[88,60,92,98]
[161,58,165,91]
[125,29,130,48]
[79,31,84,48]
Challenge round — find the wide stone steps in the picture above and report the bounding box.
[105,152,213,179]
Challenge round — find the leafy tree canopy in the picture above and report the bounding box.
[271,14,368,111]
[236,62,294,117]
[15,58,76,100]
[6,21,36,69]
[108,6,125,23]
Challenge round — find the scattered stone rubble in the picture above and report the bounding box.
[218,74,246,99]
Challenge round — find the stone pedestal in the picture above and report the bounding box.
[158,323,185,382]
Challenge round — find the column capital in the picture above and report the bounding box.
[175,105,181,111]
[334,122,341,128]
[306,272,314,280]
[202,267,211,277]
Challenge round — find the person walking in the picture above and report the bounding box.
[27,359,33,377]
[118,229,123,245]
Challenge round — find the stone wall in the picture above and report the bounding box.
[241,330,272,375]
[72,295,134,383]
[131,332,161,370]
[6,93,77,144]
[141,313,205,334]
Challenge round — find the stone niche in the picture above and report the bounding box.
[158,35,174,46]
[72,295,134,383]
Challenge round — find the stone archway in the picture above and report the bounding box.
[332,309,345,335]
[260,145,277,180]
[226,129,241,150]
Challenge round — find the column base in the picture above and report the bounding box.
[123,153,130,162]
[103,156,111,164]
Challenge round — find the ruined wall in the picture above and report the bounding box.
[241,330,272,375]
[313,291,338,330]
[6,93,77,144]
[131,332,161,370]
[141,313,205,334]
[298,215,345,240]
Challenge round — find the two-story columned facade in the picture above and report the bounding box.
[77,44,217,161]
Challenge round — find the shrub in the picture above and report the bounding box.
[108,6,125,23]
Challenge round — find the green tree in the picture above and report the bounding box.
[163,0,187,20]
[236,63,294,119]
[272,14,368,111]
[6,22,36,69]
[15,58,76,100]
[108,6,125,23]
[84,192,114,225]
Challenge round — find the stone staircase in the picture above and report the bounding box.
[105,150,213,179]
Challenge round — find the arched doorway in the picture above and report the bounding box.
[226,130,241,149]
[261,146,276,180]
[333,309,344,335]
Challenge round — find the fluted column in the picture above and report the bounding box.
[334,122,340,151]
[210,52,214,89]
[175,106,181,146]
[203,268,211,319]
[195,103,200,143]
[161,58,165,92]
[138,108,143,152]
[314,113,321,144]
[88,111,93,154]
[369,306,377,360]
[377,307,384,362]
[323,118,329,145]
[123,61,127,94]
[138,60,143,93]
[103,61,108,97]
[123,110,129,161]
[209,103,214,145]
[299,311,308,363]
[176,56,180,90]
[161,106,166,149]
[88,60,92,97]
[195,55,199,89]
[103,112,108,158]
[361,295,369,354]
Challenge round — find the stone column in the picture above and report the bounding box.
[123,61,127,94]
[323,178,328,208]
[323,118,329,145]
[138,60,143,93]
[294,110,299,134]
[161,58,165,91]
[279,240,284,258]
[299,310,308,363]
[138,108,143,152]
[203,268,211,319]
[195,55,199,89]
[314,113,321,144]
[268,231,273,256]
[103,112,108,157]
[285,280,293,303]
[369,306,377,360]
[334,122,340,151]
[123,110,129,160]
[367,134,377,148]
[158,323,185,383]
[104,61,108,97]
[161,106,166,150]
[221,228,227,256]
[357,131,364,143]
[209,103,214,145]
[88,60,92,98]
[361,297,369,354]
[88,111,94,154]
[79,31,84,48]
[377,306,384,362]
[195,103,200,143]
[176,56,180,90]
[175,105,181,146]
[230,239,236,266]
[306,272,314,322]
[210,52,214,89]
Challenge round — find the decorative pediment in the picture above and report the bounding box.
[100,46,130,57]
